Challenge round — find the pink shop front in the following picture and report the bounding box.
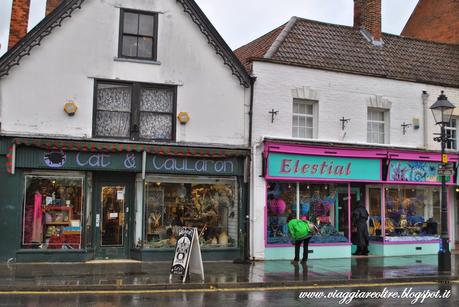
[263,141,458,259]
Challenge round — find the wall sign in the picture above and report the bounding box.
[388,160,449,183]
[267,153,381,180]
[146,155,243,176]
[16,148,142,172]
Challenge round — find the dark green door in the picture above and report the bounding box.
[94,179,132,259]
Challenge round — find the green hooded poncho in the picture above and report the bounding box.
[287,219,311,242]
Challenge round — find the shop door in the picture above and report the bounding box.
[94,180,131,259]
[337,187,360,241]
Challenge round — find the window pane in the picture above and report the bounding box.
[139,14,154,36]
[293,103,299,113]
[305,127,313,138]
[298,128,306,138]
[95,111,130,137]
[305,104,313,115]
[122,35,138,57]
[140,88,173,112]
[22,176,83,249]
[138,37,153,58]
[368,188,382,237]
[306,117,313,128]
[140,113,172,139]
[293,116,299,126]
[384,186,440,239]
[123,12,138,35]
[97,84,131,112]
[299,103,306,114]
[298,116,306,127]
[144,181,238,249]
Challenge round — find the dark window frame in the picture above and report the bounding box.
[93,79,177,142]
[118,9,158,61]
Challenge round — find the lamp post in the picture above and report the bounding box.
[430,91,455,272]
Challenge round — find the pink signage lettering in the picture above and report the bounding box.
[279,159,352,177]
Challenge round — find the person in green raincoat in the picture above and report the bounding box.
[287,217,316,263]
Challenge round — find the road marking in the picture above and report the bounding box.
[0,280,457,295]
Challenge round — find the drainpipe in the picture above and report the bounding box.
[422,90,429,148]
[246,76,256,261]
[250,139,262,261]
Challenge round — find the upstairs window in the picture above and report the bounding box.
[446,118,457,150]
[292,99,317,138]
[119,9,158,60]
[367,108,388,144]
[94,81,176,141]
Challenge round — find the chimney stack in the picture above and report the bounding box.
[46,0,63,15]
[8,0,31,49]
[354,0,382,42]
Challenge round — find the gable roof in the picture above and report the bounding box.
[0,0,251,87]
[235,17,459,88]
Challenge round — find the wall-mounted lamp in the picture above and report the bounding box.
[63,101,78,116]
[177,112,190,125]
[401,122,412,135]
[269,109,279,123]
[340,117,350,130]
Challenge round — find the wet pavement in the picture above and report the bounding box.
[0,254,458,291]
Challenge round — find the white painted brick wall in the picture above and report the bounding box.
[249,61,459,259]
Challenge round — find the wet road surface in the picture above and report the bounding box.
[1,282,458,306]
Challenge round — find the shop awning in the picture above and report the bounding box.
[5,138,248,174]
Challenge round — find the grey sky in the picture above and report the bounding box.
[0,0,418,56]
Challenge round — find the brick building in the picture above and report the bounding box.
[401,0,459,44]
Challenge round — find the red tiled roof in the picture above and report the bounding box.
[236,17,459,88]
[234,23,286,73]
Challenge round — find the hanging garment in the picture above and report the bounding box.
[31,192,43,243]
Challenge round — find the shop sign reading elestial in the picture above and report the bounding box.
[267,153,381,180]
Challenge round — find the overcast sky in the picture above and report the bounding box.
[0,0,418,56]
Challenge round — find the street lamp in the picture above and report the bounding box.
[430,91,455,272]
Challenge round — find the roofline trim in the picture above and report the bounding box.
[264,16,298,58]
[0,0,85,79]
[176,0,251,88]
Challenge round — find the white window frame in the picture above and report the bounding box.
[292,99,318,139]
[445,117,457,150]
[367,108,389,144]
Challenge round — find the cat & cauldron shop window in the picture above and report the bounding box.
[267,182,349,245]
[22,175,84,250]
[142,177,238,249]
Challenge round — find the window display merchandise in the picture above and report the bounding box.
[22,176,83,249]
[384,186,440,240]
[267,182,348,245]
[143,179,237,249]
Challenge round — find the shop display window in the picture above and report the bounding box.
[143,178,237,249]
[384,186,440,239]
[267,182,349,244]
[22,175,84,249]
[368,187,382,237]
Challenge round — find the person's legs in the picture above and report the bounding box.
[302,237,311,261]
[294,240,301,261]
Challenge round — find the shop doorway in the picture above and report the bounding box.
[93,176,133,259]
[338,187,361,241]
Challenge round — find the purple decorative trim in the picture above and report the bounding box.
[267,243,352,247]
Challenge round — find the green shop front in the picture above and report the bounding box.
[262,141,458,259]
[0,138,247,262]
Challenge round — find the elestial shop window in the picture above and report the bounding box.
[143,178,238,249]
[22,176,84,249]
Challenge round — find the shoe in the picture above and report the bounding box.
[301,259,307,263]
[352,252,362,256]
[291,260,299,264]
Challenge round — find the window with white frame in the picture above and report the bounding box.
[292,99,316,138]
[367,108,388,144]
[446,118,457,150]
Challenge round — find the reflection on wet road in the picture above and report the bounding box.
[1,283,458,307]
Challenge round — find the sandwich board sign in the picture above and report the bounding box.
[169,227,204,283]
